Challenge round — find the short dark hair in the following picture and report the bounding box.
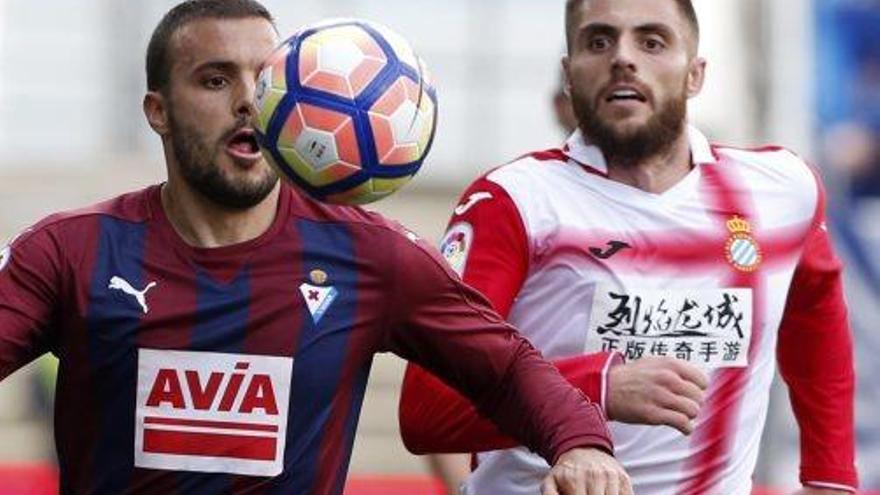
[565,0,700,52]
[146,0,275,92]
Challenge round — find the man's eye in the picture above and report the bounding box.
[205,76,229,89]
[589,37,611,51]
[644,39,665,52]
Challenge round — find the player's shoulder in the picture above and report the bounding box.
[486,147,569,181]
[712,143,817,186]
[282,184,425,250]
[455,147,571,201]
[7,186,154,248]
[712,143,822,221]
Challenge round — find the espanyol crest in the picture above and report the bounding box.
[724,216,762,272]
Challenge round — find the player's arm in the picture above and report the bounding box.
[403,178,618,451]
[777,177,858,492]
[399,178,704,452]
[0,227,59,380]
[401,353,617,453]
[382,227,614,466]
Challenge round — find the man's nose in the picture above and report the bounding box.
[235,80,258,121]
[610,38,638,73]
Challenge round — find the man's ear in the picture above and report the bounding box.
[686,56,707,99]
[561,55,573,98]
[143,91,170,135]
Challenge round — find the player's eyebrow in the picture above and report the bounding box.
[578,22,619,41]
[578,21,678,42]
[633,22,676,40]
[192,60,240,75]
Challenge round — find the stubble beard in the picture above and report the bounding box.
[167,109,278,210]
[571,83,687,168]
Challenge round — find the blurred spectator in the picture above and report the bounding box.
[815,0,880,487]
[822,122,880,198]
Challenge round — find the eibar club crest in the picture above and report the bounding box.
[724,216,762,272]
[299,269,339,324]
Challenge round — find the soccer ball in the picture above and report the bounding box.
[255,19,438,205]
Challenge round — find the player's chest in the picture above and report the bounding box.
[521,204,798,370]
[64,244,387,362]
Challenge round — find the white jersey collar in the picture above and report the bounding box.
[562,125,716,174]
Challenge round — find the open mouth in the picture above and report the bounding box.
[226,128,261,158]
[605,87,648,103]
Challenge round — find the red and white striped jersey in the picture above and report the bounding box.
[406,127,857,494]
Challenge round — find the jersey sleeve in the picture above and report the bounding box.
[400,352,619,453]
[776,175,858,491]
[438,176,528,317]
[383,230,612,464]
[0,226,60,380]
[399,176,618,454]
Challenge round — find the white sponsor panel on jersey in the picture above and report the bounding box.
[586,287,752,369]
[440,222,473,276]
[135,349,293,476]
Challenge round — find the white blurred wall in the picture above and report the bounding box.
[0,0,762,181]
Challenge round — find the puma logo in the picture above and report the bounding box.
[454,192,493,216]
[109,276,158,314]
[589,240,631,259]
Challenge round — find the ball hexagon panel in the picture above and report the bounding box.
[299,25,388,100]
[255,45,292,132]
[326,175,414,205]
[276,103,362,187]
[368,77,436,166]
[371,23,419,72]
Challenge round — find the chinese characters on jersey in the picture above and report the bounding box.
[586,287,752,369]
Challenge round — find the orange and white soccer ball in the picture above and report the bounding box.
[255,19,437,205]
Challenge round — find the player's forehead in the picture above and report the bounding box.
[168,17,278,76]
[572,0,692,39]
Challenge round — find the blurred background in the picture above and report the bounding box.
[0,0,877,493]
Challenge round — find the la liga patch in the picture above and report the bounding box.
[440,222,473,276]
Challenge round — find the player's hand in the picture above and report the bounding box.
[790,488,853,495]
[606,356,709,435]
[541,448,632,495]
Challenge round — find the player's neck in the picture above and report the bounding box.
[160,179,281,249]
[605,132,693,194]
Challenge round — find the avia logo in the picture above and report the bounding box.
[135,349,293,477]
[145,362,279,415]
[108,276,157,314]
[589,240,632,259]
[454,191,493,216]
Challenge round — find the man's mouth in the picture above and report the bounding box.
[226,127,263,164]
[606,88,648,103]
[602,82,650,105]
[226,128,261,159]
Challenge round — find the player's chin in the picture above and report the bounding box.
[217,154,275,184]
[608,112,653,132]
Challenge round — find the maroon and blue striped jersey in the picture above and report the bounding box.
[0,184,610,495]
